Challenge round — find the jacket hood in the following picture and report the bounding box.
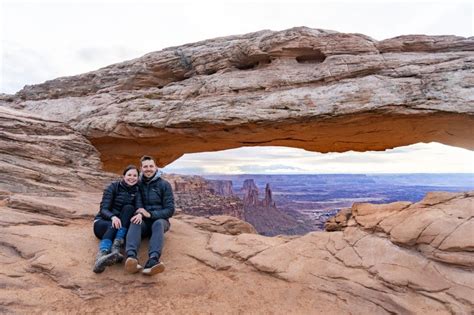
[140,170,162,183]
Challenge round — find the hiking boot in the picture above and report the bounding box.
[93,250,114,274]
[142,256,165,276]
[110,238,124,264]
[124,256,143,274]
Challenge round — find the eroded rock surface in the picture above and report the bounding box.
[0,107,114,193]
[2,27,473,171]
[2,188,473,314]
[1,28,473,314]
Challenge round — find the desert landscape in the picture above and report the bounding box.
[1,27,473,314]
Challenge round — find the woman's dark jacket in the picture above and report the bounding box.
[95,180,142,220]
[138,171,175,222]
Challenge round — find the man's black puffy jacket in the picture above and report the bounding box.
[95,180,141,220]
[138,171,175,222]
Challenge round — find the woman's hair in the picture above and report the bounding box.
[122,164,139,176]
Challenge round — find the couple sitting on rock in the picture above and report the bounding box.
[92,155,175,276]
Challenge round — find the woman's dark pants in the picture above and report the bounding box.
[93,205,136,240]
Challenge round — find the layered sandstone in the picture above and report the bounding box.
[2,184,473,314]
[0,129,472,313]
[326,191,474,269]
[1,28,473,314]
[2,27,473,171]
[0,107,113,194]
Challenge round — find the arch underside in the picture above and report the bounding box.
[92,111,474,172]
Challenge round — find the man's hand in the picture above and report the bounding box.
[131,213,143,224]
[111,216,122,229]
[136,208,151,218]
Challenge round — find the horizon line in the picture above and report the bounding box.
[163,172,474,176]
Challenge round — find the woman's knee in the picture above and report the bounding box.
[120,205,136,227]
[93,219,112,239]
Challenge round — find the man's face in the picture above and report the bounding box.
[141,159,157,178]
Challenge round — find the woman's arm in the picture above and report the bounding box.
[99,182,116,220]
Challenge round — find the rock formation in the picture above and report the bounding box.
[262,183,275,208]
[165,173,244,219]
[2,27,472,172]
[240,179,312,236]
[207,179,234,196]
[241,180,275,208]
[241,179,260,207]
[0,107,114,194]
[325,191,474,270]
[0,28,473,314]
[167,174,233,196]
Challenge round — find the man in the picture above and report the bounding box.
[124,155,175,276]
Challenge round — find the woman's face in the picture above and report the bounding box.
[123,169,139,186]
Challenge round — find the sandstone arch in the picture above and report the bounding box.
[1,27,474,314]
[3,27,473,172]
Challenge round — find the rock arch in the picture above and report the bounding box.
[3,27,473,172]
[1,28,473,314]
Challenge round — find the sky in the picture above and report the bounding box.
[1,0,473,174]
[162,143,474,174]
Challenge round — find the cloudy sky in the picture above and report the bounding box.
[1,0,473,174]
[162,143,474,174]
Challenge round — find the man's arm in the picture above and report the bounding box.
[149,181,175,220]
[134,187,144,209]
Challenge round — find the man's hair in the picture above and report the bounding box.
[140,155,156,165]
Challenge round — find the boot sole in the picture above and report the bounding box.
[109,252,124,265]
[142,262,165,276]
[125,257,143,274]
[93,252,115,273]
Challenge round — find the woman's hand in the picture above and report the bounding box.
[111,216,122,229]
[131,213,143,225]
[136,208,151,218]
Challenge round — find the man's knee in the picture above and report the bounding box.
[151,219,167,233]
[129,222,144,231]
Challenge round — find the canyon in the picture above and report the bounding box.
[1,27,473,313]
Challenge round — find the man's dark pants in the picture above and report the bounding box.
[125,219,170,259]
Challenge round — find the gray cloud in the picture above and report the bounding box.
[162,166,207,175]
[318,154,389,164]
[238,164,303,174]
[1,41,57,93]
[76,46,141,64]
[0,40,143,94]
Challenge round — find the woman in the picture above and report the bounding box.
[93,165,142,273]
